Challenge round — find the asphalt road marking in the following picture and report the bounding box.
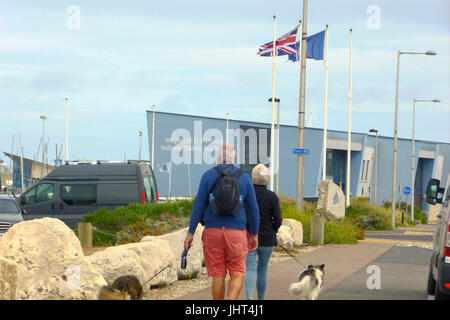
[403,231,434,235]
[360,238,432,248]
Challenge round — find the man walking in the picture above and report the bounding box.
[184,143,260,300]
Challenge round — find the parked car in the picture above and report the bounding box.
[18,161,158,228]
[0,193,25,237]
[425,174,450,300]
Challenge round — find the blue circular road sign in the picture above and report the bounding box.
[402,186,411,195]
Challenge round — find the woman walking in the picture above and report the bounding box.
[245,164,282,300]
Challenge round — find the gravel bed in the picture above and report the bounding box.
[144,245,319,300]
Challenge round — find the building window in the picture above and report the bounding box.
[361,160,370,181]
[60,184,97,206]
[365,160,370,180]
[361,160,367,181]
[239,125,271,177]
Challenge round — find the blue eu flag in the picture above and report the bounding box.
[288,30,325,61]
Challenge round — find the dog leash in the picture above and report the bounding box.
[278,245,307,268]
[143,263,172,287]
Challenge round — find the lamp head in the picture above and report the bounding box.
[369,129,378,133]
[432,99,441,103]
[425,50,437,55]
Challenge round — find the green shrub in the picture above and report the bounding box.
[82,200,194,246]
[324,220,360,244]
[116,213,190,244]
[280,202,363,245]
[346,197,413,230]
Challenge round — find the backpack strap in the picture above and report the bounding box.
[207,164,236,195]
[231,168,243,179]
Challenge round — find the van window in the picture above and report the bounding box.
[97,182,138,205]
[36,183,54,202]
[23,187,37,205]
[60,184,97,206]
[23,183,54,205]
[143,176,156,202]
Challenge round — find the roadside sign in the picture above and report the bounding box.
[402,186,411,195]
[292,148,309,155]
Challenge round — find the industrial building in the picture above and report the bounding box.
[3,152,54,191]
[147,111,450,213]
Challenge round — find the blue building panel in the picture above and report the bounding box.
[147,111,450,212]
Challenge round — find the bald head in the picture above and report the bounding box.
[216,143,236,164]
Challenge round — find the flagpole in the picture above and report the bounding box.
[168,161,172,201]
[19,132,24,191]
[346,28,353,207]
[151,105,155,169]
[276,99,280,194]
[270,15,277,192]
[321,25,329,180]
[65,98,69,162]
[226,113,229,144]
[296,0,308,209]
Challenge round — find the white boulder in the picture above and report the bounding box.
[87,238,177,289]
[141,226,204,278]
[276,225,294,249]
[0,218,107,300]
[0,256,17,300]
[281,219,303,246]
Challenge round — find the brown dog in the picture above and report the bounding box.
[98,275,144,300]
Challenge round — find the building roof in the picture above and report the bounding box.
[147,110,450,146]
[2,152,54,169]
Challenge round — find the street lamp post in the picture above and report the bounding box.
[411,99,440,222]
[391,49,436,230]
[40,115,47,178]
[268,97,281,194]
[369,129,378,204]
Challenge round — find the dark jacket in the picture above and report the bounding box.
[253,184,282,247]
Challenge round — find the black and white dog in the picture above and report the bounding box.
[289,264,325,300]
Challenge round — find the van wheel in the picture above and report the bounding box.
[427,263,436,295]
[434,283,450,300]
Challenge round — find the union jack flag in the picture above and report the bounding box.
[257,24,300,57]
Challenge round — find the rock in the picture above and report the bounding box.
[282,219,303,246]
[276,225,294,249]
[0,257,17,300]
[141,226,204,279]
[317,179,346,218]
[87,238,177,289]
[0,218,107,300]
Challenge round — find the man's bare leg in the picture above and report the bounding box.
[227,274,244,300]
[212,276,226,300]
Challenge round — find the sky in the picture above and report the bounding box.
[0,0,449,164]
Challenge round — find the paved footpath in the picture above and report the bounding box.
[178,241,393,300]
[178,224,434,300]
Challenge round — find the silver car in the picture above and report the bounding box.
[0,193,25,237]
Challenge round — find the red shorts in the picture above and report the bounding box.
[202,227,249,277]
